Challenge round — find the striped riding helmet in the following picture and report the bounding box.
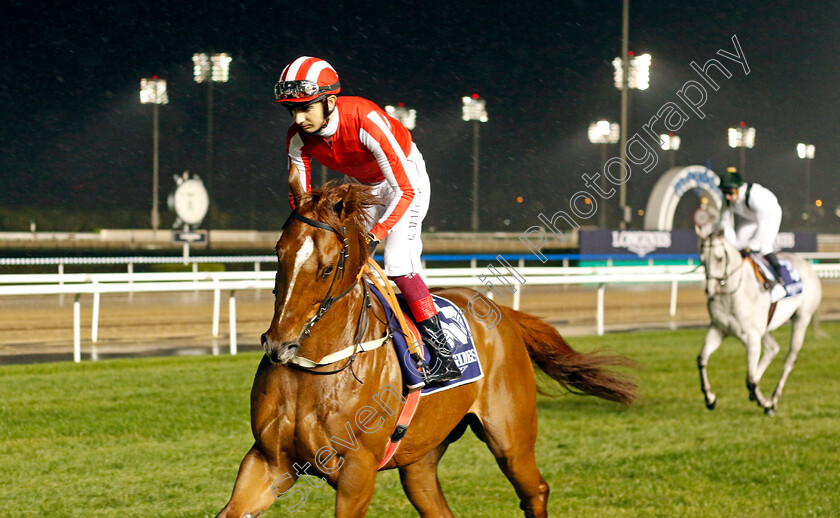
[274,56,341,107]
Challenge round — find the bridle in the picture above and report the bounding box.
[701,234,746,297]
[277,210,375,379]
[281,210,359,338]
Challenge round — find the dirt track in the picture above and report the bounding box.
[2,281,839,363]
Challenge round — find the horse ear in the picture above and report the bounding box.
[332,184,354,218]
[289,170,306,208]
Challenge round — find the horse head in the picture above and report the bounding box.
[261,181,378,364]
[699,230,740,298]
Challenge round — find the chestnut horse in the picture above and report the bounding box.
[216,182,636,518]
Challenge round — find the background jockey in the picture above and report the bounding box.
[274,56,461,385]
[718,167,785,286]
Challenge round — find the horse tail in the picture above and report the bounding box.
[813,306,829,339]
[503,307,638,405]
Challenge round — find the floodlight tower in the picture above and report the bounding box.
[139,77,169,231]
[588,120,620,227]
[192,52,232,231]
[797,143,815,224]
[462,94,488,232]
[727,122,755,177]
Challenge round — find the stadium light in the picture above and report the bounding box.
[659,133,681,169]
[589,121,620,228]
[728,122,755,177]
[192,52,232,235]
[612,52,651,90]
[797,143,815,224]
[462,94,488,232]
[588,120,620,144]
[385,103,417,131]
[139,77,168,231]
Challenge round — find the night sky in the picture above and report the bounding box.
[1,1,838,232]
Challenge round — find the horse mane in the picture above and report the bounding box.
[298,180,380,259]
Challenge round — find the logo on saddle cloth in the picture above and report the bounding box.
[750,255,803,300]
[367,283,484,395]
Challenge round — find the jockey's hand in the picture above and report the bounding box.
[740,248,751,258]
[288,193,296,211]
[365,232,380,256]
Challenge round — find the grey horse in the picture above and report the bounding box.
[696,229,822,415]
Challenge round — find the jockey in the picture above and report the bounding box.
[718,167,785,286]
[274,56,461,385]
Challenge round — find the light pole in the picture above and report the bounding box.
[588,120,620,227]
[612,1,651,228]
[462,94,488,232]
[797,143,815,224]
[659,133,680,169]
[139,77,168,231]
[192,52,232,233]
[727,122,755,177]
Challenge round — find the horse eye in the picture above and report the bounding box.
[272,288,277,296]
[322,266,334,278]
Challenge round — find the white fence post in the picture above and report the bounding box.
[212,287,221,337]
[670,279,678,318]
[596,284,605,336]
[91,281,100,343]
[73,294,81,363]
[229,291,237,355]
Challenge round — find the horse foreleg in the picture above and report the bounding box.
[334,453,378,518]
[768,316,808,414]
[398,443,455,518]
[755,333,781,382]
[698,326,724,410]
[744,331,771,409]
[216,446,297,518]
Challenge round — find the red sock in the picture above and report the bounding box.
[390,274,436,321]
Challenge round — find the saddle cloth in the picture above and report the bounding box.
[367,283,484,396]
[752,255,804,300]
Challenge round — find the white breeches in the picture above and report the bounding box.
[365,143,430,277]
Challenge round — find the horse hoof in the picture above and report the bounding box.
[705,397,717,410]
[764,406,776,417]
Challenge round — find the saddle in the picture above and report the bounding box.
[746,254,803,302]
[367,283,483,394]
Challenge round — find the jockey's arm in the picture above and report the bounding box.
[286,131,312,208]
[719,208,738,246]
[358,117,416,241]
[747,189,782,253]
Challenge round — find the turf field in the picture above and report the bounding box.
[2,322,839,517]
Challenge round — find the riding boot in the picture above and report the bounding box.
[763,252,785,288]
[414,314,463,384]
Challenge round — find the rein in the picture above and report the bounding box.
[702,236,746,297]
[280,210,388,379]
[283,211,356,338]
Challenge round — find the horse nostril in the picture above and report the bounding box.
[261,333,268,348]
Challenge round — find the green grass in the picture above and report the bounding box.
[2,323,839,517]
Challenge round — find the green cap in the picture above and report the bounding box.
[720,168,742,190]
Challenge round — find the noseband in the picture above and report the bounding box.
[282,211,357,337]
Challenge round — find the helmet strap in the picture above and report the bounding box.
[319,96,336,132]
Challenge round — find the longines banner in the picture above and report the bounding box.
[579,230,817,257]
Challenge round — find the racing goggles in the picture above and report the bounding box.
[274,80,338,101]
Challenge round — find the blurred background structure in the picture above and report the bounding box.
[0,1,838,236]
